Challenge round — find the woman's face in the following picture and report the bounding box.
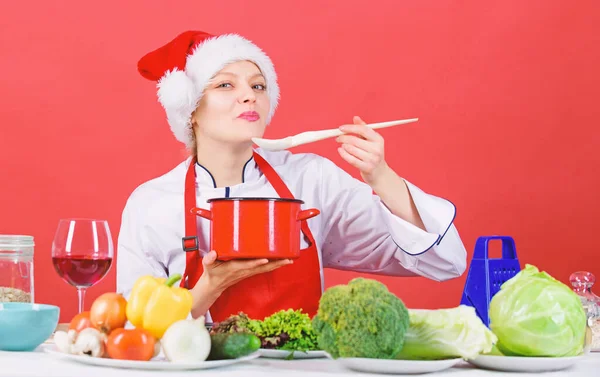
[191,60,270,146]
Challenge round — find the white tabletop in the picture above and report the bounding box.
[0,345,598,377]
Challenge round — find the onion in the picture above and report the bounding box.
[90,292,128,334]
[161,316,211,362]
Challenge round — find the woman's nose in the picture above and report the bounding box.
[238,85,256,103]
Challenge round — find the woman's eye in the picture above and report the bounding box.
[217,83,232,88]
[253,84,266,90]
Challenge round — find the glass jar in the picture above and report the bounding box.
[0,235,34,303]
[569,271,600,352]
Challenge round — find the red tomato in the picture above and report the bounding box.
[106,328,156,361]
[69,311,93,332]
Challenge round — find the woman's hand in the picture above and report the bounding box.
[201,251,292,293]
[336,116,390,186]
[336,115,426,231]
[189,251,292,317]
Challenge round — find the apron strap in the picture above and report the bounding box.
[181,156,200,288]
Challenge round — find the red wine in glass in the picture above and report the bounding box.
[52,256,112,287]
[51,219,114,313]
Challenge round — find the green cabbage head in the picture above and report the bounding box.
[489,264,587,357]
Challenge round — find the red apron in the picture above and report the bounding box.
[180,151,322,322]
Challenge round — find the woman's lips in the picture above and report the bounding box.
[238,111,260,122]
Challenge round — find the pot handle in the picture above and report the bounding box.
[191,207,213,220]
[297,208,320,221]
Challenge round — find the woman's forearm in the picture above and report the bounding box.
[369,165,426,231]
[189,276,221,319]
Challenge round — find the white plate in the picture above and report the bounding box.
[259,348,328,359]
[44,347,260,371]
[335,357,463,374]
[468,354,584,372]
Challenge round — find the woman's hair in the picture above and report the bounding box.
[190,131,198,157]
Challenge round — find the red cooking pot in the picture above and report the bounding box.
[192,197,320,260]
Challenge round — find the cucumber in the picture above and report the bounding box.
[207,333,261,360]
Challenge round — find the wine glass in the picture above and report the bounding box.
[51,218,114,313]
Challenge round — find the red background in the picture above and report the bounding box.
[1,1,598,322]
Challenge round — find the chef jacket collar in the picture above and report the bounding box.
[194,155,261,188]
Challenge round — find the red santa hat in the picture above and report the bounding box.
[137,30,280,148]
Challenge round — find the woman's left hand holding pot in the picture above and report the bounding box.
[189,251,292,318]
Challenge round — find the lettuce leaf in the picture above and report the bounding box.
[247,309,319,351]
[396,305,497,360]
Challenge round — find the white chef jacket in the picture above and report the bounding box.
[115,148,467,303]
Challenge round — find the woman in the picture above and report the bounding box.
[116,30,467,322]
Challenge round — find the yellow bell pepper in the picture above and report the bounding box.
[126,273,193,339]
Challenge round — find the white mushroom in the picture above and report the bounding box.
[53,330,77,354]
[154,340,162,358]
[71,327,106,357]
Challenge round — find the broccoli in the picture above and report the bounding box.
[312,277,409,359]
